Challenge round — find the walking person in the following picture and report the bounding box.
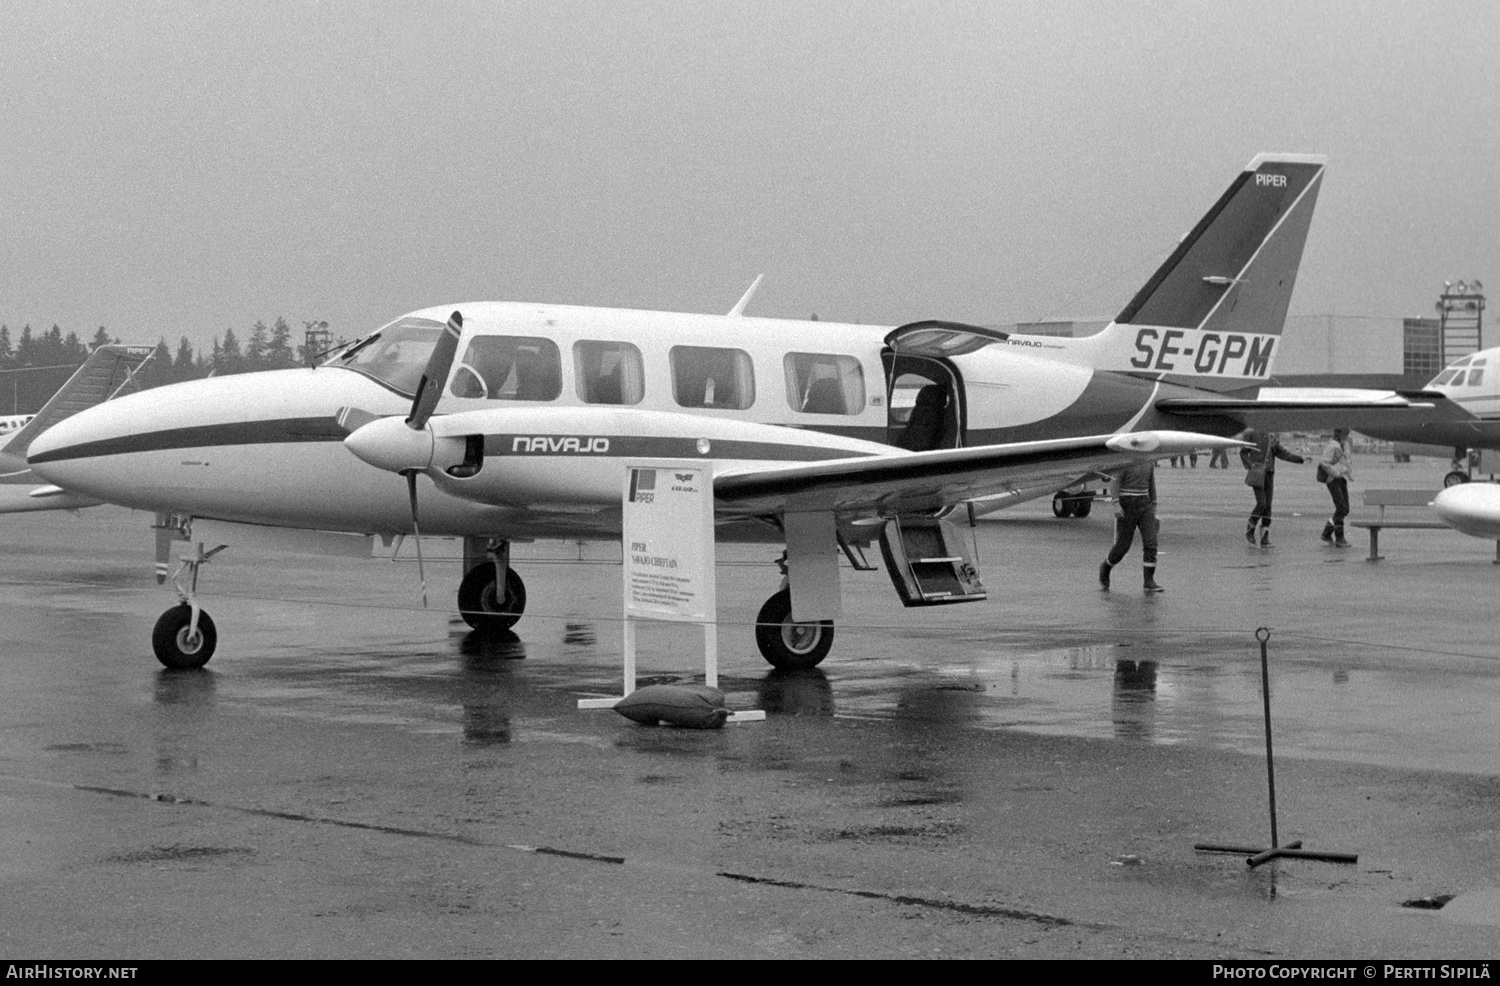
[1241,429,1305,547]
[1099,458,1164,593]
[1318,428,1353,547]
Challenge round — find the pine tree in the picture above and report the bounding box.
[246,320,269,370]
[268,317,295,369]
[221,328,242,374]
[0,325,12,364]
[174,337,196,383]
[90,326,114,351]
[144,338,173,390]
[16,326,35,366]
[41,325,65,365]
[63,330,87,363]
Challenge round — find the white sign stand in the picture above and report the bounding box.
[578,462,763,722]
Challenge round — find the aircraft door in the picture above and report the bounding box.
[883,353,964,451]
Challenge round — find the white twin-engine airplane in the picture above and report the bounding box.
[24,153,1455,671]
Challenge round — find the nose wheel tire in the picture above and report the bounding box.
[755,588,834,670]
[152,604,217,670]
[1444,470,1470,488]
[458,564,526,632]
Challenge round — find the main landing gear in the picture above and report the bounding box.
[457,538,527,633]
[1052,490,1094,518]
[754,544,835,671]
[153,541,226,670]
[754,587,834,670]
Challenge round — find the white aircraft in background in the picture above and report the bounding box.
[0,345,156,513]
[26,153,1457,672]
[1318,346,1500,487]
[0,414,35,435]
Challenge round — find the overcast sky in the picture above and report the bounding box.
[3,0,1496,366]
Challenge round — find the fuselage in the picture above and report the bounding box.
[27,301,1212,539]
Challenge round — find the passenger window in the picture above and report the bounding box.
[671,345,755,409]
[450,336,561,401]
[784,353,866,415]
[574,341,644,405]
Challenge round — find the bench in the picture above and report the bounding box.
[1349,488,1446,561]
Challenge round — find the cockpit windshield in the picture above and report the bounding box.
[327,317,444,396]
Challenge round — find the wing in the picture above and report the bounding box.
[713,430,1239,518]
[1156,388,1472,434]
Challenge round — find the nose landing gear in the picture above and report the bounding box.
[152,541,226,670]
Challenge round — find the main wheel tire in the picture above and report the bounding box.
[1073,495,1093,518]
[152,604,217,670]
[755,588,834,670]
[1052,492,1074,518]
[1444,470,1470,488]
[458,564,526,632]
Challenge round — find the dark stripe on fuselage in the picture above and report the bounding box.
[29,416,876,467]
[26,417,350,464]
[492,435,870,461]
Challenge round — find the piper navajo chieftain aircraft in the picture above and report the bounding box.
[26,153,1456,671]
[0,345,155,513]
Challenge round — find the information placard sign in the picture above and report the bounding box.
[622,463,716,623]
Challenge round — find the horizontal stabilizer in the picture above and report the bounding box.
[1158,389,1473,433]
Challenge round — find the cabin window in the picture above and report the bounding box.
[1433,370,1459,386]
[449,336,562,401]
[1468,368,1486,387]
[783,352,865,415]
[574,341,644,405]
[671,345,755,409]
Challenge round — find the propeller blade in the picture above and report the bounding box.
[333,406,380,436]
[407,311,463,432]
[405,470,429,609]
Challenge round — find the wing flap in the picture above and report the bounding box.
[713,430,1241,517]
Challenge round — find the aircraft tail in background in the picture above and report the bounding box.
[1045,153,1326,388]
[0,345,156,475]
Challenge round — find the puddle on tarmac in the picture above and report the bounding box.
[827,641,1500,776]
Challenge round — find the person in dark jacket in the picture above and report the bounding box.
[1240,429,1305,547]
[1099,458,1163,593]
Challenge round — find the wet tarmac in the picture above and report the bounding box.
[3,453,1500,958]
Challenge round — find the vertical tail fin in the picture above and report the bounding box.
[1069,153,1325,386]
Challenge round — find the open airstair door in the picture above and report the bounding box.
[882,320,1000,452]
[879,515,987,607]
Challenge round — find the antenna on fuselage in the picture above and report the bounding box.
[727,274,764,318]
